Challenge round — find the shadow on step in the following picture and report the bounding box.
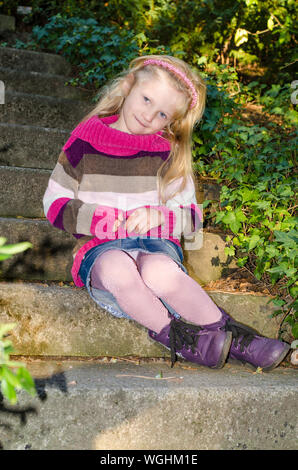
[0,235,74,281]
[0,371,68,450]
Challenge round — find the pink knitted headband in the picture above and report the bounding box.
[143,58,198,109]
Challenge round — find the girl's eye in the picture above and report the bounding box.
[160,112,167,119]
[144,96,150,103]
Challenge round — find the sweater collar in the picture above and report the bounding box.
[71,114,171,153]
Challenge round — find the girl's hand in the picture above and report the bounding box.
[125,207,165,234]
[112,211,124,232]
[112,207,165,234]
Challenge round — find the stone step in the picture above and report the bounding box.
[1,359,297,450]
[0,91,90,128]
[0,66,93,101]
[0,217,75,281]
[0,46,73,76]
[0,281,283,357]
[0,217,236,283]
[0,165,221,219]
[0,123,69,169]
[0,166,50,217]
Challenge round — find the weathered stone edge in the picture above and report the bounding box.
[0,282,282,357]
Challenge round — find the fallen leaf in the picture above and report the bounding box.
[116,357,141,365]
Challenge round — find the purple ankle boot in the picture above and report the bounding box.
[148,317,232,369]
[204,307,291,372]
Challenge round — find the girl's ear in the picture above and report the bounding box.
[121,73,135,96]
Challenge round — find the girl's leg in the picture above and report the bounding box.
[136,252,290,371]
[91,249,233,370]
[90,249,172,333]
[136,252,222,325]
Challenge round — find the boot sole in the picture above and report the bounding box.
[211,331,233,369]
[228,343,291,372]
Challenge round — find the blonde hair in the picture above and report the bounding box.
[79,55,207,204]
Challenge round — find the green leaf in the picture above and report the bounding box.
[236,256,248,267]
[267,263,287,275]
[0,254,14,261]
[274,230,298,247]
[235,29,248,47]
[222,209,246,234]
[16,367,36,396]
[5,360,26,368]
[267,16,275,31]
[248,234,260,250]
[289,286,298,298]
[223,211,241,233]
[265,245,279,258]
[292,323,298,339]
[224,246,235,256]
[1,377,17,404]
[0,241,32,255]
[232,236,241,246]
[285,267,297,277]
[235,208,247,223]
[2,365,21,389]
[272,298,286,307]
[203,200,212,208]
[240,188,259,203]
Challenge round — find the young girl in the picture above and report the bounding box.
[43,55,290,371]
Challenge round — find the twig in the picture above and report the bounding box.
[115,374,183,381]
[277,303,295,337]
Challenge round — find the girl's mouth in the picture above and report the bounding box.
[135,116,147,127]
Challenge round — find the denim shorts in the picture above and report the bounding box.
[79,236,188,320]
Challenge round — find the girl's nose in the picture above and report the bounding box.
[142,110,155,123]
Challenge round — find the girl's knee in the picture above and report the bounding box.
[138,254,181,294]
[92,249,139,291]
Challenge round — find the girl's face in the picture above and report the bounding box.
[112,72,186,135]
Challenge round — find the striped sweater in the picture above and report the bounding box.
[43,114,202,286]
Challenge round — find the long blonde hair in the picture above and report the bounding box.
[79,55,207,204]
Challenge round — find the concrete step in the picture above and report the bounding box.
[0,217,75,281]
[0,217,236,283]
[0,46,73,76]
[0,123,69,169]
[0,281,283,357]
[0,91,90,128]
[1,359,297,450]
[0,66,93,101]
[0,166,50,217]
